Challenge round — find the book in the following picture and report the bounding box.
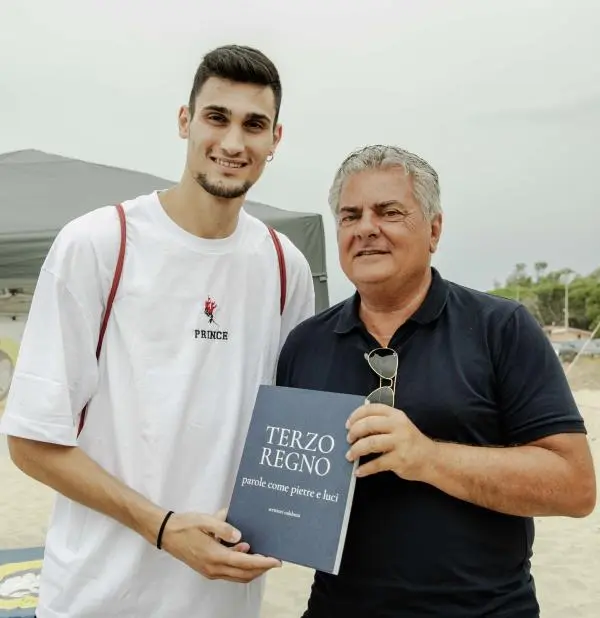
[226,384,365,575]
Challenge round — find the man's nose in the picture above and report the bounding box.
[355,212,380,238]
[220,125,244,156]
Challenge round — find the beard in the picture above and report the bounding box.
[194,172,253,199]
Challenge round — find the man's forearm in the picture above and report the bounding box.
[421,440,591,518]
[8,437,167,544]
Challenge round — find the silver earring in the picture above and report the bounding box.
[266,153,274,162]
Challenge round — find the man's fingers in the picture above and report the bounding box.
[252,553,282,566]
[346,403,396,428]
[201,545,281,581]
[347,434,393,462]
[228,553,282,571]
[230,542,251,553]
[347,415,392,444]
[197,514,241,544]
[355,452,394,478]
[221,547,281,570]
[212,565,273,583]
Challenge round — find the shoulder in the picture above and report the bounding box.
[443,278,526,333]
[242,211,311,275]
[282,298,348,351]
[277,298,348,386]
[441,279,550,360]
[278,230,310,273]
[49,206,118,260]
[43,193,151,278]
[442,279,562,390]
[446,279,521,317]
[39,194,152,315]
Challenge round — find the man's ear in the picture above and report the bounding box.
[429,213,443,254]
[272,123,283,151]
[178,105,190,139]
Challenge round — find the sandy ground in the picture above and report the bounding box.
[1,376,599,616]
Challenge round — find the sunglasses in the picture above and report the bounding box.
[364,347,398,406]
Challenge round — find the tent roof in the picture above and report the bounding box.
[0,149,329,314]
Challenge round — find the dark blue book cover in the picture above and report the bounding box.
[0,546,44,618]
[226,385,365,575]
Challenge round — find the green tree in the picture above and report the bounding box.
[506,262,531,287]
[534,261,548,282]
[488,263,600,336]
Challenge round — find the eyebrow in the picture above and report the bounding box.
[202,105,272,125]
[374,200,404,209]
[339,201,404,213]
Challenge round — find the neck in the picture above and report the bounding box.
[159,174,245,239]
[358,268,432,347]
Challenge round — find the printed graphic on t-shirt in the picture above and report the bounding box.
[194,295,229,341]
[204,296,218,325]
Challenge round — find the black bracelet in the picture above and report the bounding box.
[156,510,174,550]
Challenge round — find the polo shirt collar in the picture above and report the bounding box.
[334,267,449,335]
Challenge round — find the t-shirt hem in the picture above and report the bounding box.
[509,421,586,446]
[0,414,78,447]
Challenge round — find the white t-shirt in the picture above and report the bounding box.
[0,191,315,618]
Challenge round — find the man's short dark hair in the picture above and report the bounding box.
[189,44,282,126]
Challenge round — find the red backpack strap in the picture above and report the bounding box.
[77,203,126,437]
[267,226,286,315]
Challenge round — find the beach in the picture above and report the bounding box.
[1,364,598,617]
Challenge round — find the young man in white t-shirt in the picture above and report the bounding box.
[0,45,315,618]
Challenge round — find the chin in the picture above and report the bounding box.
[346,265,394,286]
[355,275,392,287]
[195,173,253,200]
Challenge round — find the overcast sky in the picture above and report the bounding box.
[1,0,599,304]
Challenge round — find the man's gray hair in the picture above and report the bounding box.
[328,145,442,220]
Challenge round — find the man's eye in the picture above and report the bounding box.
[246,121,264,131]
[207,114,226,123]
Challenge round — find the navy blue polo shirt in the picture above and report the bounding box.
[276,268,586,618]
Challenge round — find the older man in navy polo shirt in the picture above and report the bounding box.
[276,145,596,618]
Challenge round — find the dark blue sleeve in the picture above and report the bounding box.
[495,305,586,445]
